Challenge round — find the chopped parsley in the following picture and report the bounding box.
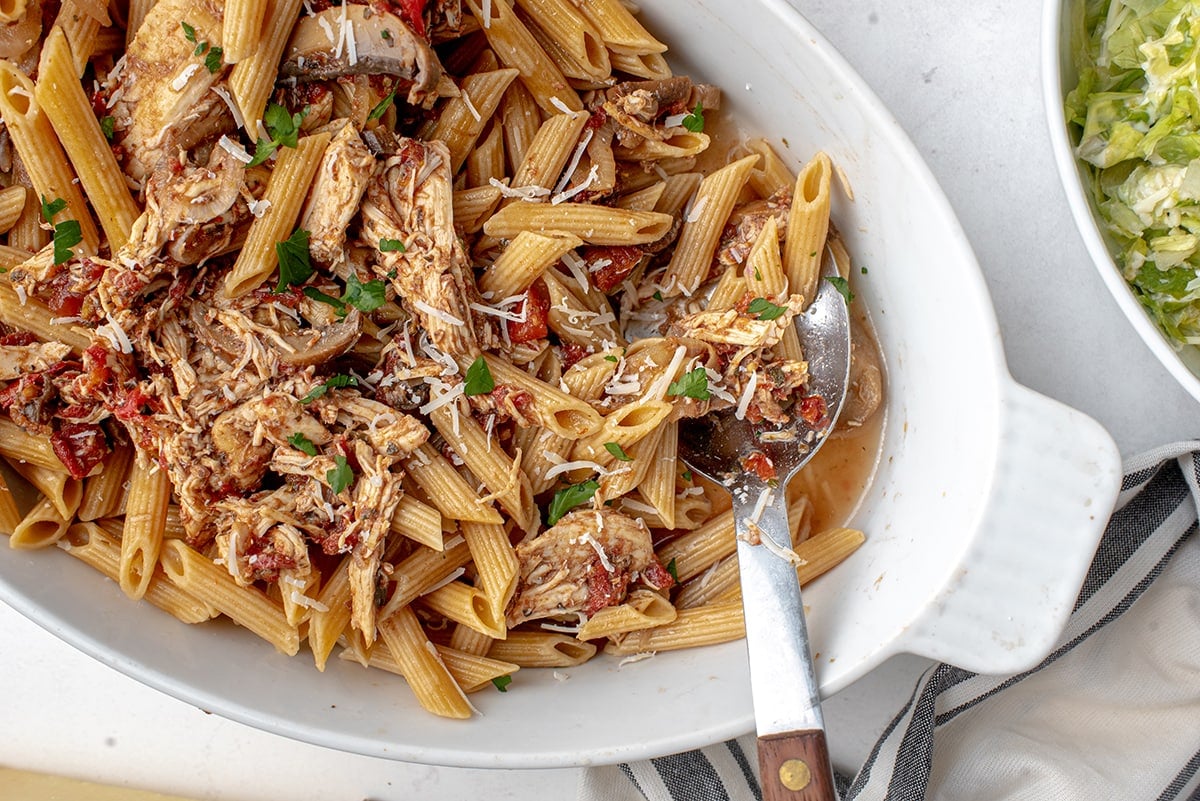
[288,432,318,456]
[825,275,854,304]
[860,266,869,275]
[40,195,66,223]
[747,297,787,321]
[194,40,208,56]
[367,87,397,122]
[248,102,308,166]
[603,355,619,363]
[343,274,386,313]
[546,479,600,525]
[302,374,358,403]
[463,356,495,396]
[665,557,679,583]
[99,116,115,141]
[305,275,387,316]
[754,265,763,281]
[604,442,632,462]
[667,367,710,400]
[491,675,512,693]
[180,21,197,41]
[52,219,82,265]
[681,469,692,482]
[275,228,312,292]
[326,455,354,494]
[204,45,224,73]
[379,238,406,253]
[681,102,704,133]
[652,290,664,302]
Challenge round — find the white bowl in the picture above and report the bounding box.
[1043,0,1200,403]
[0,0,1121,768]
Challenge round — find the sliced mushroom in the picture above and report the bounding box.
[280,6,442,106]
[271,307,363,367]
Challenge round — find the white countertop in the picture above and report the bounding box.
[2,1,1196,799]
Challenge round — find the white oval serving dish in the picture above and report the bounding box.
[1043,0,1200,404]
[0,0,1121,768]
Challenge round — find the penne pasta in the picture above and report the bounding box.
[119,457,169,600]
[0,61,100,256]
[159,539,300,656]
[223,131,331,298]
[464,0,581,115]
[378,606,473,719]
[482,202,673,246]
[36,27,140,251]
[783,152,833,308]
[662,154,759,296]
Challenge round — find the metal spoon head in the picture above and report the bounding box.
[680,245,853,489]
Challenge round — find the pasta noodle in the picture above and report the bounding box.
[0,0,883,721]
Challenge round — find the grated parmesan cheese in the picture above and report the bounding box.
[49,316,84,325]
[469,301,526,323]
[218,135,253,164]
[748,488,773,526]
[289,591,330,612]
[560,250,592,294]
[581,533,614,572]
[345,13,358,65]
[211,86,246,131]
[413,299,465,326]
[461,89,481,122]
[488,177,551,201]
[549,96,577,116]
[552,163,599,205]
[247,198,271,218]
[735,371,759,420]
[419,378,465,415]
[317,14,336,44]
[620,497,659,515]
[552,129,594,195]
[543,459,614,481]
[482,0,491,26]
[99,314,134,354]
[170,63,201,92]
[684,195,709,223]
[618,652,657,668]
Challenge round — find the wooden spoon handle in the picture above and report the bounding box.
[758,729,837,801]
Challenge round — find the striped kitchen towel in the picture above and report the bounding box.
[579,443,1200,801]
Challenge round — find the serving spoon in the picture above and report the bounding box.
[679,247,851,801]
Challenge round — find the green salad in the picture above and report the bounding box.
[1066,0,1200,345]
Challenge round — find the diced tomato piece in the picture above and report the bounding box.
[506,279,550,344]
[799,394,827,426]
[0,332,37,346]
[50,423,108,480]
[560,342,590,369]
[584,246,643,293]
[641,558,676,592]
[741,450,777,482]
[393,0,428,38]
[583,558,633,617]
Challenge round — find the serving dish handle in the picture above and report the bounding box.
[900,381,1120,674]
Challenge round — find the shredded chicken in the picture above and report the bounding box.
[300,122,375,267]
[668,294,805,371]
[360,137,499,359]
[507,508,660,626]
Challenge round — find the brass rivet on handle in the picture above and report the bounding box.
[779,759,811,791]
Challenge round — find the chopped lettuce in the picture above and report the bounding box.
[1069,0,1200,345]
